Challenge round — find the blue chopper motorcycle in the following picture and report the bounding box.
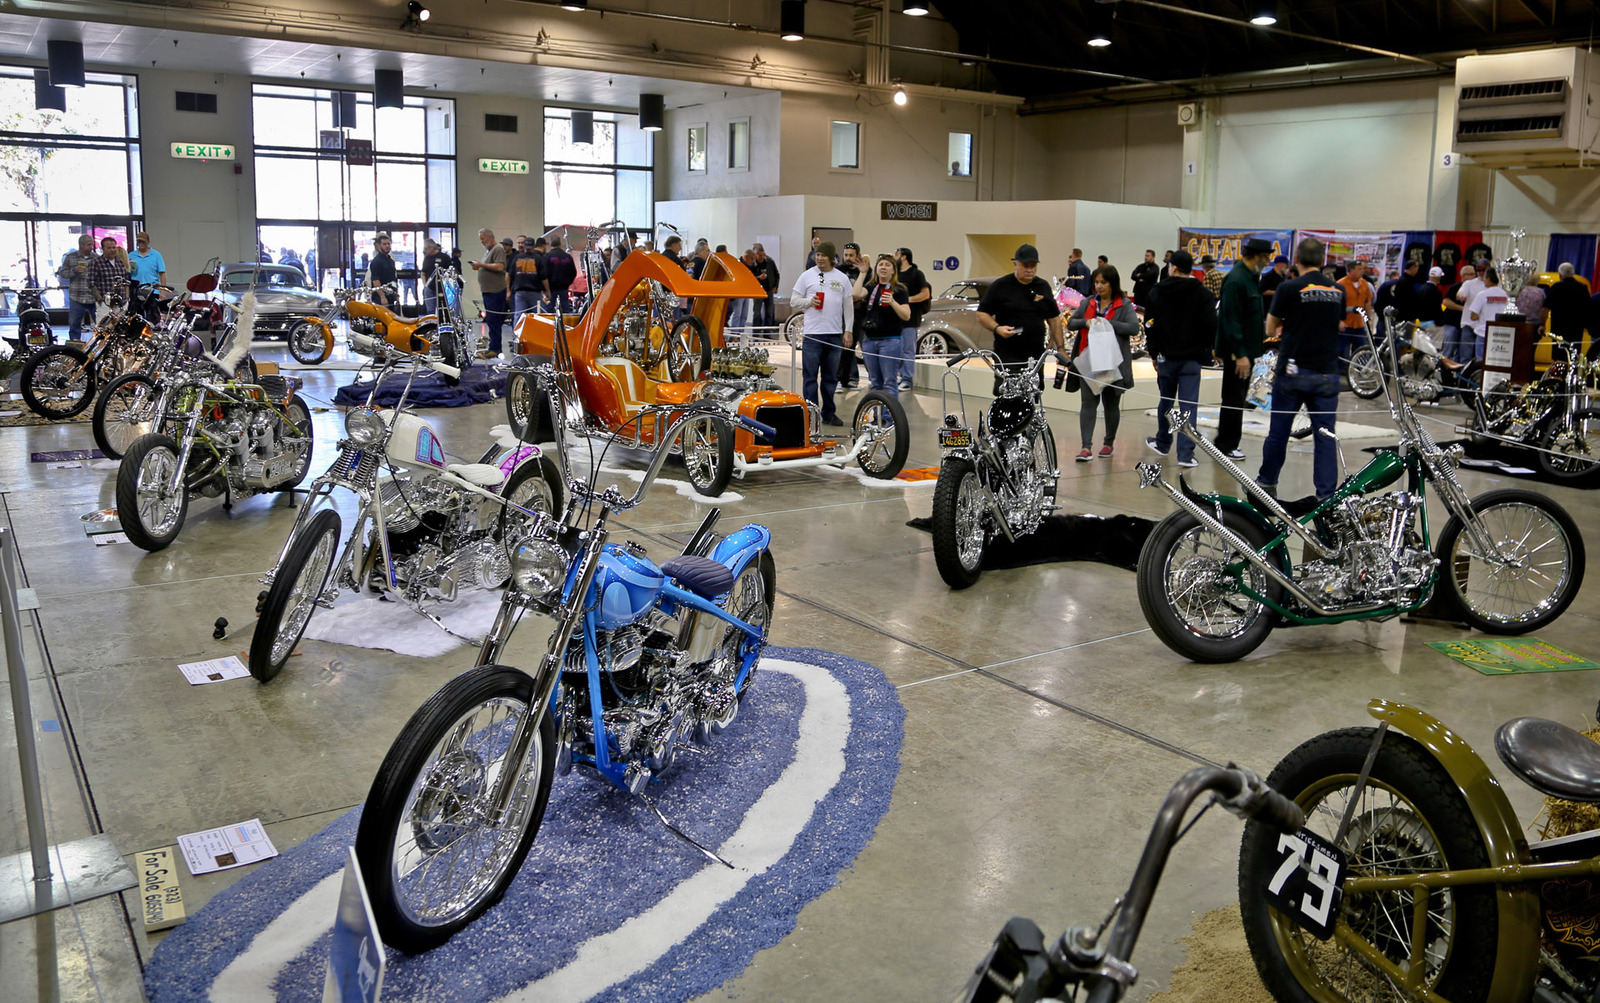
[354,361,778,953]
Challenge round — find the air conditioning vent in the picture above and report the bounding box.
[1458,116,1564,140]
[1459,79,1566,104]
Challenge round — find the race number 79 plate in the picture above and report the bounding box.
[938,427,973,449]
[1263,828,1347,940]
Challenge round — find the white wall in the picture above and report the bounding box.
[663,92,781,201]
[1016,103,1184,208]
[778,92,990,203]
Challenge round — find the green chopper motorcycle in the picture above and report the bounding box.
[1135,309,1585,663]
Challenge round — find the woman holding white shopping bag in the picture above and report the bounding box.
[1065,266,1139,461]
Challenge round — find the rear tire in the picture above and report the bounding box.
[279,394,315,489]
[666,316,711,381]
[356,665,555,953]
[504,359,555,441]
[680,413,735,497]
[1537,408,1600,482]
[1347,346,1384,399]
[20,345,95,418]
[249,508,341,682]
[931,457,985,589]
[852,389,909,478]
[115,434,188,551]
[92,372,158,459]
[1238,727,1497,1003]
[495,455,563,543]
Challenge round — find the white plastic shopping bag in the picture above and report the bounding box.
[1086,317,1123,373]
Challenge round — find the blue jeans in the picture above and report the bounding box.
[802,333,844,421]
[68,298,95,339]
[512,289,541,325]
[1437,324,1472,364]
[1153,358,1202,462]
[727,297,751,335]
[862,336,904,396]
[482,290,508,353]
[899,326,917,385]
[1257,370,1341,499]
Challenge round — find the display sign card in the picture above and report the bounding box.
[1427,638,1599,675]
[177,818,279,876]
[32,449,103,462]
[45,461,82,469]
[91,532,130,547]
[177,655,250,685]
[1484,326,1515,369]
[323,847,386,1003]
[139,846,187,931]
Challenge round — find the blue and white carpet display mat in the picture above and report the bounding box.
[144,646,904,1003]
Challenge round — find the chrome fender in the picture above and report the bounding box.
[1365,698,1540,1003]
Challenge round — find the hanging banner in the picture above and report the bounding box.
[1295,230,1405,280]
[1177,228,1294,271]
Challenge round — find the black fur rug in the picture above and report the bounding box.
[906,513,1155,572]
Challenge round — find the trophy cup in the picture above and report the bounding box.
[1498,228,1536,300]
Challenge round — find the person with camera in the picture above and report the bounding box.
[852,253,912,397]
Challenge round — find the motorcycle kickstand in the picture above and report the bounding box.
[408,602,484,647]
[632,789,735,870]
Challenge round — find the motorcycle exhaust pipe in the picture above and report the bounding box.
[1140,465,1391,618]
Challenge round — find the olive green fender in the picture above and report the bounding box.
[1367,699,1541,1003]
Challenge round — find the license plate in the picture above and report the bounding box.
[1263,828,1346,940]
[938,427,973,449]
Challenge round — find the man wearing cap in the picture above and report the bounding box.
[1214,238,1273,460]
[1260,254,1289,306]
[789,242,856,426]
[1200,254,1224,299]
[975,243,1065,385]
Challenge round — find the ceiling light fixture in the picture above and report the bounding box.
[408,1,430,21]
[1250,2,1278,25]
[560,0,588,10]
[33,67,66,111]
[639,93,664,131]
[571,110,594,144]
[1087,32,1111,47]
[46,40,86,88]
[902,1,930,14]
[780,0,805,41]
[893,85,908,106]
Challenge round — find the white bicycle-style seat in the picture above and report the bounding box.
[445,463,506,487]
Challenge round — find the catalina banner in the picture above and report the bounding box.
[1177,228,1294,271]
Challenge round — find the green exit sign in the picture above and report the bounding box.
[170,142,235,161]
[478,158,530,175]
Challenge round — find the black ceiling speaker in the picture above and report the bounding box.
[33,68,66,111]
[571,110,594,144]
[639,93,664,132]
[375,68,404,109]
[47,40,86,88]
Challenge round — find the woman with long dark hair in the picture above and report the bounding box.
[1065,265,1139,460]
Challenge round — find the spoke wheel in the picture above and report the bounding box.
[115,434,188,551]
[278,394,316,489]
[664,316,711,381]
[931,457,987,588]
[1347,347,1385,399]
[287,319,332,365]
[915,330,952,358]
[355,665,555,954]
[20,345,95,418]
[249,508,341,682]
[680,413,734,497]
[1537,408,1600,481]
[1433,488,1584,633]
[851,389,909,478]
[1136,509,1281,662]
[92,372,159,459]
[1239,727,1497,1003]
[494,454,564,547]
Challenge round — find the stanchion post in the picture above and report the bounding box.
[0,528,51,883]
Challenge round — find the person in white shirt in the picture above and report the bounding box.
[1464,266,1509,360]
[788,241,855,425]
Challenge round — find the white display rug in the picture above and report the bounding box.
[301,589,504,658]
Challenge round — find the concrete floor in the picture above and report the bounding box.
[1,345,1596,1002]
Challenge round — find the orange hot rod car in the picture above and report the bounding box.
[503,247,908,496]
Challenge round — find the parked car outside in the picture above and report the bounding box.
[215,262,334,340]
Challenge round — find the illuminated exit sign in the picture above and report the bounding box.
[478,158,530,175]
[170,142,235,161]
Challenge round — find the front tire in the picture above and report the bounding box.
[931,457,986,589]
[1136,509,1281,662]
[1238,727,1498,1003]
[92,372,158,459]
[495,454,563,543]
[115,434,189,551]
[1537,408,1600,482]
[1347,346,1384,399]
[249,508,341,682]
[680,413,734,497]
[355,665,555,954]
[20,345,95,418]
[852,390,909,478]
[783,312,805,350]
[1433,488,1585,633]
[287,319,332,365]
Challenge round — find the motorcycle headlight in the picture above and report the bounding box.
[345,407,385,446]
[511,539,569,599]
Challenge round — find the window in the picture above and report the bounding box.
[948,132,973,177]
[485,113,517,133]
[543,107,654,230]
[830,121,859,170]
[686,123,707,173]
[728,118,750,171]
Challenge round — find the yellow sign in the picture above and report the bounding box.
[170,142,235,161]
[139,846,187,931]
[478,158,530,175]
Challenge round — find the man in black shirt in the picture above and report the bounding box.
[895,247,930,391]
[1130,249,1160,306]
[1258,254,1289,307]
[836,242,864,388]
[369,232,397,306]
[1546,263,1591,356]
[420,238,451,316]
[752,243,778,327]
[1257,236,1345,501]
[976,243,1064,386]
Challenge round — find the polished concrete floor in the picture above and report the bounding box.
[1,345,1597,1001]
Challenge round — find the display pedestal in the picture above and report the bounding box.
[1483,316,1539,385]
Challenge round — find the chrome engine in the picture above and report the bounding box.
[989,423,1056,538]
[1398,334,1442,403]
[1296,492,1437,606]
[374,477,508,600]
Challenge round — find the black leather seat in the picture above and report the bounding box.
[1494,717,1600,803]
[659,555,734,600]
